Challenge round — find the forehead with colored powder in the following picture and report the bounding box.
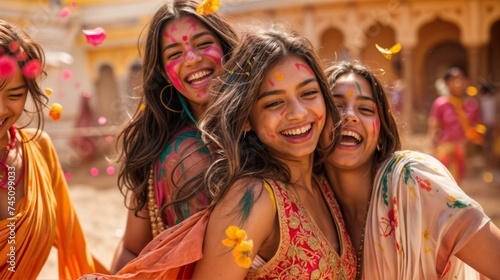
[266,60,314,88]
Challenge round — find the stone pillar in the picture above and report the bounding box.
[400,46,414,137]
[466,45,480,86]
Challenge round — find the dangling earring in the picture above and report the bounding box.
[160,85,182,113]
[376,143,382,151]
[243,130,247,139]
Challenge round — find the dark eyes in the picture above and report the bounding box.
[165,38,215,60]
[334,102,375,114]
[8,93,25,100]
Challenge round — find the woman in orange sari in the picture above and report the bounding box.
[0,19,106,279]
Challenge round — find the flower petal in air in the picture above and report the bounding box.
[49,103,63,121]
[60,7,71,18]
[82,27,107,47]
[0,55,17,78]
[45,88,53,96]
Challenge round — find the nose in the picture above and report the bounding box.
[183,49,202,66]
[343,107,359,124]
[286,100,308,121]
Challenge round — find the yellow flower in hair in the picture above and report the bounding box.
[196,0,220,15]
[232,239,253,268]
[222,225,247,247]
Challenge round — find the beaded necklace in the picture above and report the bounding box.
[0,126,17,189]
[147,166,166,237]
[355,185,373,280]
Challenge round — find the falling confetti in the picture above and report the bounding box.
[97,116,107,125]
[59,7,71,18]
[106,166,115,175]
[196,0,219,15]
[375,43,402,60]
[82,27,107,47]
[483,172,494,183]
[62,69,72,80]
[64,172,73,181]
[48,103,63,121]
[466,86,477,96]
[71,2,77,8]
[139,103,146,111]
[90,167,99,176]
[45,88,53,96]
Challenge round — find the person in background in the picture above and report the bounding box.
[478,82,497,171]
[323,60,500,279]
[0,19,107,278]
[428,67,482,184]
[110,0,239,273]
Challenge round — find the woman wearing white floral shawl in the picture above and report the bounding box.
[322,60,500,280]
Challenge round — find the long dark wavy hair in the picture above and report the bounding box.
[197,24,341,210]
[0,19,48,140]
[325,60,401,176]
[116,0,239,216]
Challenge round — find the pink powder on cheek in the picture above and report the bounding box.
[202,46,223,68]
[268,133,276,139]
[372,118,380,137]
[165,60,187,93]
[269,79,275,87]
[318,115,323,121]
[280,109,286,116]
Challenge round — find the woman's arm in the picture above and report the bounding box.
[109,196,153,274]
[455,221,500,280]
[191,179,278,279]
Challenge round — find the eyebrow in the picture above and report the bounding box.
[8,84,27,91]
[258,78,317,100]
[162,31,215,54]
[332,93,375,102]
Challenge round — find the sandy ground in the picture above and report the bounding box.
[35,133,500,279]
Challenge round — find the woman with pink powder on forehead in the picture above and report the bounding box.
[110,0,238,273]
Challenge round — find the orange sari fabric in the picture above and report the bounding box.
[0,129,106,279]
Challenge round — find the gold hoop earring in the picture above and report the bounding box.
[160,85,182,113]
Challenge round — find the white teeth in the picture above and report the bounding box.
[187,70,211,84]
[0,119,5,126]
[341,130,361,141]
[282,124,312,136]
